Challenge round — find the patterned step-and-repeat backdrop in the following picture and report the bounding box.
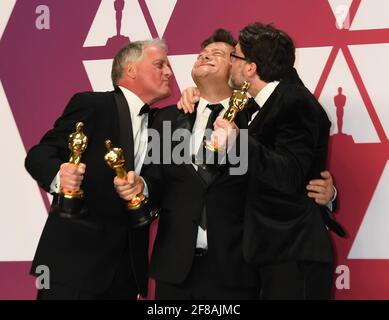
[1,0,389,300]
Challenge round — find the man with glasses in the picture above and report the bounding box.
[211,23,338,299]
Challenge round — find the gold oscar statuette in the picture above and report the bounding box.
[56,122,88,218]
[104,140,160,228]
[104,140,146,210]
[204,81,250,152]
[61,122,88,199]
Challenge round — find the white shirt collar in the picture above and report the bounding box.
[197,96,230,114]
[118,86,145,116]
[254,81,280,108]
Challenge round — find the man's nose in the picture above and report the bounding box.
[199,53,211,62]
[164,65,173,77]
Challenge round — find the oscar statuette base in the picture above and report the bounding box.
[127,198,160,228]
[53,193,88,219]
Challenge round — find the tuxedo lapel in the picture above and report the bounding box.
[114,88,135,171]
[248,84,282,134]
[171,104,198,134]
[249,69,303,133]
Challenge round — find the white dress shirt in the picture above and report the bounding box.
[118,86,149,176]
[192,97,230,249]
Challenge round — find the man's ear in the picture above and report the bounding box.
[245,62,257,78]
[124,63,137,79]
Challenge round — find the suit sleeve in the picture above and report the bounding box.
[248,95,323,195]
[25,93,95,192]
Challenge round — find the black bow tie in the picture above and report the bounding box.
[138,104,150,116]
[246,98,260,118]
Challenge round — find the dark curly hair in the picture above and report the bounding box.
[239,23,295,82]
[201,28,237,48]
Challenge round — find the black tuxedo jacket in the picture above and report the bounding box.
[25,89,149,296]
[243,69,334,266]
[143,106,258,290]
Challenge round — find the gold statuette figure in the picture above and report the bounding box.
[56,122,88,218]
[204,81,250,152]
[104,140,146,210]
[104,140,160,228]
[61,122,88,199]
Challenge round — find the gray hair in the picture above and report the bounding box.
[111,38,168,86]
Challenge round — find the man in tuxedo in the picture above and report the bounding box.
[213,23,336,299]
[25,39,172,299]
[115,29,259,299]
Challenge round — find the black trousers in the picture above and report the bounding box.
[156,253,258,300]
[37,249,138,300]
[259,260,333,300]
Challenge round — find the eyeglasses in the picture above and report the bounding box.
[230,52,247,61]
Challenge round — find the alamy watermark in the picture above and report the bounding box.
[35,265,50,289]
[144,123,249,176]
[335,264,350,290]
[35,5,50,30]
